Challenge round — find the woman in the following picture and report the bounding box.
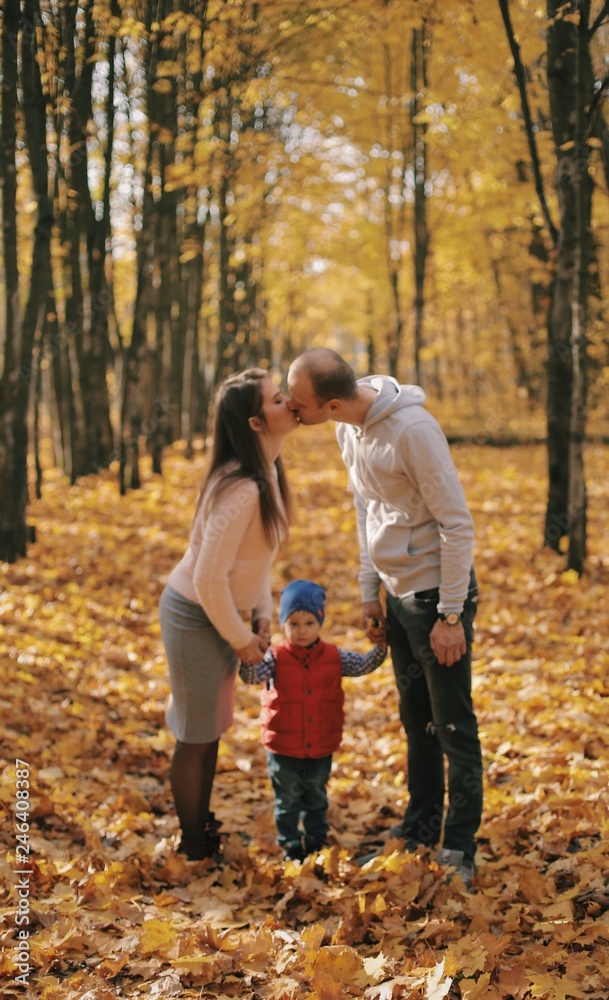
[159,369,297,859]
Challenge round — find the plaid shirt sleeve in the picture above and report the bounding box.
[238,647,277,685]
[339,644,387,677]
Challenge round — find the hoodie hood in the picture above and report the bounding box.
[358,376,427,430]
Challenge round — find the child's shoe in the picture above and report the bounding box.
[305,837,328,856]
[282,838,305,862]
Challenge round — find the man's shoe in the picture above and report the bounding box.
[387,824,422,853]
[353,824,420,865]
[437,847,475,890]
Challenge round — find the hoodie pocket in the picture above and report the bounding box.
[367,516,415,574]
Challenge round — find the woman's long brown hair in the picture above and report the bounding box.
[194,369,292,545]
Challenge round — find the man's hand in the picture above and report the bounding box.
[430,619,466,667]
[361,600,386,643]
[252,617,271,644]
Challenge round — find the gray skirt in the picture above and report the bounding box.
[159,584,239,743]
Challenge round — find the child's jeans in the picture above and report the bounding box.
[267,751,332,857]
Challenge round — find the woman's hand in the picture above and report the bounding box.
[234,634,269,665]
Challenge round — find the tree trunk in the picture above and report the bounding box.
[489,253,535,400]
[86,0,119,470]
[119,149,155,494]
[166,194,182,443]
[32,329,44,502]
[0,0,26,561]
[149,35,180,469]
[215,162,237,382]
[380,43,408,381]
[47,295,75,477]
[183,210,205,458]
[526,222,550,407]
[58,0,88,479]
[258,277,274,374]
[411,23,429,387]
[566,2,593,573]
[50,156,80,480]
[366,287,376,375]
[119,0,160,493]
[545,0,593,556]
[149,153,168,476]
[66,0,114,475]
[21,0,53,503]
[386,270,403,381]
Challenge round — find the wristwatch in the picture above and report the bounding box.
[438,612,461,626]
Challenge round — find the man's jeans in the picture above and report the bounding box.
[267,751,332,854]
[386,571,482,864]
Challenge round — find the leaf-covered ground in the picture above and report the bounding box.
[1,425,608,1000]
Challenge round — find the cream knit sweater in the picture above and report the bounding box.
[167,469,282,649]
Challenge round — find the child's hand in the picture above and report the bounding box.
[235,634,268,664]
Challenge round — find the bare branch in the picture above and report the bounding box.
[587,71,609,131]
[589,1,609,37]
[497,0,558,247]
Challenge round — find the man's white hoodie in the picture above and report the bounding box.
[336,375,474,614]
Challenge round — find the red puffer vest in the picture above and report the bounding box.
[261,640,344,758]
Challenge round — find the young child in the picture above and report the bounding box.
[239,579,387,861]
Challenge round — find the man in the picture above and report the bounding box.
[287,348,481,888]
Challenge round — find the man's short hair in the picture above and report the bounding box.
[299,349,358,403]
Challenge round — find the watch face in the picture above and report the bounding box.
[445,613,460,626]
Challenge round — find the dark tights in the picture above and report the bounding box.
[170,739,218,849]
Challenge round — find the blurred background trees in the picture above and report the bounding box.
[1,0,608,567]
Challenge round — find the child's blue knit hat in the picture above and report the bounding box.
[279,579,326,626]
